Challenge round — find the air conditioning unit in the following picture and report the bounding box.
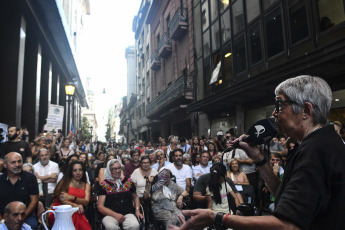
[137,95,140,100]
[140,91,143,96]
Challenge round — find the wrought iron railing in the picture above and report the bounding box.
[158,32,171,54]
[146,74,193,117]
[169,7,188,37]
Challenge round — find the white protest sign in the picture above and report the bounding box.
[45,104,64,131]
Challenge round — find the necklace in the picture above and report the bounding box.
[304,125,322,140]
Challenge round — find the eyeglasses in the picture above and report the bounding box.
[110,167,121,171]
[274,99,297,113]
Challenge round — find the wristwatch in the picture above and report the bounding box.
[213,212,225,228]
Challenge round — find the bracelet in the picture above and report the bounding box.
[223,213,230,225]
[74,196,77,202]
[254,157,267,167]
[213,212,225,227]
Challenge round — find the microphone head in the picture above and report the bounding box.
[245,119,277,145]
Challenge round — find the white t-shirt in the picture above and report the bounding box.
[206,181,232,213]
[164,163,192,190]
[131,168,158,197]
[33,160,60,194]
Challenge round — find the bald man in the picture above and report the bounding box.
[0,153,39,230]
[0,202,31,230]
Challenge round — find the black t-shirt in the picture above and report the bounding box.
[273,125,345,230]
[98,176,136,215]
[0,171,39,214]
[1,140,32,160]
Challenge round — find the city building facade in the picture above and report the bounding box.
[190,0,345,137]
[0,0,89,138]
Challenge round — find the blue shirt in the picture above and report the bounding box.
[152,161,171,171]
[0,223,31,230]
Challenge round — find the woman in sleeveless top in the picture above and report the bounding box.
[49,160,91,230]
[227,159,249,185]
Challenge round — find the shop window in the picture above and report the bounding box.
[289,0,309,44]
[246,0,260,24]
[232,0,244,34]
[203,30,211,57]
[202,1,209,31]
[221,10,231,44]
[211,22,220,52]
[249,22,262,65]
[234,34,246,74]
[265,6,284,58]
[317,0,345,31]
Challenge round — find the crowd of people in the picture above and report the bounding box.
[1,75,345,230]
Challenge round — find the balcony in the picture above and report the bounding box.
[150,50,161,70]
[169,7,188,41]
[158,32,172,58]
[146,74,193,118]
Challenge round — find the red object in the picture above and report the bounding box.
[48,186,91,230]
[223,213,231,225]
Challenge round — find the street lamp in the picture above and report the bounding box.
[89,125,93,142]
[65,82,75,135]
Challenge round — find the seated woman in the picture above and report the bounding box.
[206,163,239,214]
[131,156,158,229]
[148,169,189,228]
[49,160,92,230]
[227,159,250,185]
[97,159,142,230]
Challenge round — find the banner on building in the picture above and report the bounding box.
[45,104,64,132]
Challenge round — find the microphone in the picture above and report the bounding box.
[224,119,277,152]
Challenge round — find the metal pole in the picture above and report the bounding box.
[72,96,75,133]
[67,95,70,135]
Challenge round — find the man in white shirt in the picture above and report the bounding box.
[0,202,31,230]
[192,151,211,182]
[165,149,192,193]
[33,148,59,208]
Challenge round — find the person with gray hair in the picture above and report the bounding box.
[97,159,142,230]
[169,75,345,230]
[0,201,31,230]
[152,149,171,171]
[33,148,59,208]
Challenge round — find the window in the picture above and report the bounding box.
[249,22,262,65]
[289,0,308,44]
[211,22,220,52]
[203,30,211,57]
[234,34,246,74]
[263,0,279,11]
[221,10,231,44]
[204,60,211,90]
[317,0,345,31]
[246,0,260,24]
[265,6,284,58]
[219,0,229,13]
[202,1,209,31]
[210,0,218,22]
[232,0,244,34]
[223,46,233,81]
